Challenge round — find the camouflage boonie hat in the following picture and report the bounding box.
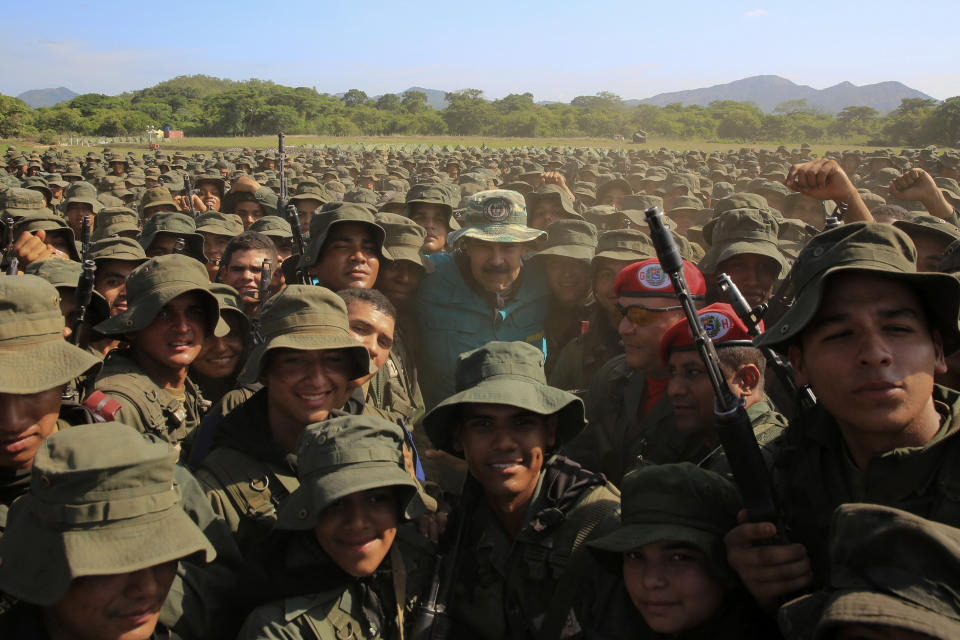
[529,219,598,263]
[92,206,141,240]
[699,208,789,277]
[423,341,585,455]
[299,204,389,269]
[1,187,51,218]
[0,275,100,393]
[0,422,215,606]
[139,186,178,213]
[447,189,544,246]
[94,254,228,338]
[588,462,740,576]
[593,228,655,262]
[778,504,960,640]
[377,213,427,269]
[196,211,244,237]
[941,239,960,274]
[13,214,80,262]
[88,235,148,264]
[755,222,960,353]
[276,415,435,530]
[139,212,207,264]
[239,285,369,382]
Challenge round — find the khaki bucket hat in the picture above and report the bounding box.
[423,341,585,454]
[0,422,215,606]
[239,284,369,382]
[0,275,101,393]
[779,504,960,640]
[276,414,435,529]
[94,254,228,338]
[755,222,960,354]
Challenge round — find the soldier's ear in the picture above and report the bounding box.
[733,363,762,396]
[932,329,948,375]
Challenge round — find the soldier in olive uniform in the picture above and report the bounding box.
[237,415,437,640]
[423,341,620,640]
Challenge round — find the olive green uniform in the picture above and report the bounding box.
[698,398,788,474]
[547,305,621,392]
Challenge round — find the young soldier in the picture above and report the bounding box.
[726,222,960,609]
[659,303,787,472]
[194,286,370,556]
[423,341,620,640]
[90,254,229,452]
[402,184,458,254]
[216,231,279,316]
[298,203,391,291]
[237,415,437,639]
[0,422,217,639]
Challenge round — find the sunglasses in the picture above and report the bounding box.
[616,303,683,327]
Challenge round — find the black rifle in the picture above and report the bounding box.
[172,238,185,254]
[70,259,96,348]
[259,258,272,303]
[79,214,92,260]
[645,206,779,524]
[409,478,479,640]
[183,175,197,217]
[277,131,308,285]
[823,200,846,231]
[717,274,817,414]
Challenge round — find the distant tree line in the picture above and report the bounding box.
[1,74,958,146]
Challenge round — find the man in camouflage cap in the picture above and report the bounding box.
[415,189,549,408]
[422,340,620,640]
[726,222,960,610]
[89,254,228,452]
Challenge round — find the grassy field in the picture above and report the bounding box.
[3,134,896,156]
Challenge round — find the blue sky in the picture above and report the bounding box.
[2,0,958,101]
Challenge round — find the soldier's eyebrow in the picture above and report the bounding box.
[877,307,921,321]
[810,306,920,331]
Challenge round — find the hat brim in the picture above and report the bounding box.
[587,522,720,558]
[447,224,546,246]
[0,502,214,606]
[756,265,960,354]
[239,331,370,384]
[594,249,652,262]
[385,246,426,268]
[276,461,432,529]
[531,245,596,262]
[94,283,228,338]
[0,339,101,394]
[700,241,788,278]
[423,376,584,454]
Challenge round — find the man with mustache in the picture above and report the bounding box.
[414,190,550,409]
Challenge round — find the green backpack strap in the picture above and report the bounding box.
[200,448,293,522]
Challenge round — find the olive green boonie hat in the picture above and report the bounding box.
[447,189,545,246]
[239,285,369,382]
[139,212,207,264]
[276,415,435,530]
[196,211,244,237]
[778,504,960,640]
[422,341,585,455]
[529,219,598,263]
[0,422,215,606]
[92,206,141,241]
[94,254,228,338]
[298,204,390,269]
[88,235,148,264]
[377,212,427,269]
[893,215,960,248]
[699,208,788,277]
[0,275,100,393]
[755,222,960,354]
[249,215,292,239]
[1,187,51,218]
[588,463,740,575]
[593,228,655,262]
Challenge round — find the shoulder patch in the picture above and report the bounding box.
[83,390,123,422]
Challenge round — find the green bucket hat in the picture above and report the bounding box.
[89,235,148,264]
[276,415,435,530]
[0,422,215,606]
[1,187,51,218]
[249,215,293,239]
[755,222,960,354]
[196,211,244,237]
[377,212,427,269]
[298,204,389,269]
[698,208,789,277]
[139,212,207,264]
[208,282,250,337]
[778,504,960,640]
[139,186,178,213]
[587,462,740,575]
[239,284,369,382]
[446,189,545,246]
[422,341,585,455]
[24,257,83,289]
[13,214,80,262]
[62,181,102,212]
[593,228,655,262]
[892,215,960,248]
[92,206,141,241]
[529,219,598,263]
[0,275,101,393]
[94,254,228,338]
[525,184,582,222]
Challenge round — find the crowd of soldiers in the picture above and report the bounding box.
[1,138,959,639]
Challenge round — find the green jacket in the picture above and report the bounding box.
[448,456,620,640]
[92,349,208,450]
[697,398,788,475]
[236,527,436,640]
[547,305,621,392]
[561,355,708,485]
[772,384,960,584]
[543,299,592,378]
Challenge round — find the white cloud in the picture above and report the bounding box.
[744,8,766,17]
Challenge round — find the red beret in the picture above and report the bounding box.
[614,257,706,298]
[659,302,761,364]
